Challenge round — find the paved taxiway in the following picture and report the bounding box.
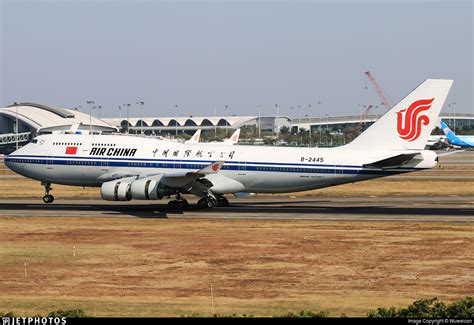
[0,195,472,222]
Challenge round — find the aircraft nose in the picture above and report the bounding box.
[4,147,24,172]
[4,154,14,170]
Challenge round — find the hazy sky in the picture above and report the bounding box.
[1,0,472,119]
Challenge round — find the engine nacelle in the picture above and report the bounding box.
[101,179,133,201]
[130,178,160,200]
[130,175,175,200]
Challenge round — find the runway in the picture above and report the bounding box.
[0,195,473,222]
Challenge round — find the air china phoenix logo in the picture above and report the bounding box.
[396,98,434,142]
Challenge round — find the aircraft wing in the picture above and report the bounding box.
[159,161,225,188]
[97,160,224,184]
[363,153,421,169]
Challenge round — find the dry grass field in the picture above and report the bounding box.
[0,151,472,316]
[0,218,472,317]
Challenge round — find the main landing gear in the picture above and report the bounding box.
[167,193,189,210]
[196,195,229,209]
[42,182,54,204]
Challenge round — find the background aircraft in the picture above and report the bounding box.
[440,121,474,148]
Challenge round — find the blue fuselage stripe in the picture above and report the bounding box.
[7,154,362,168]
[5,155,416,176]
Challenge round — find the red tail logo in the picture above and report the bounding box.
[396,98,434,142]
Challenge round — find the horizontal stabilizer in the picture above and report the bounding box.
[364,153,420,169]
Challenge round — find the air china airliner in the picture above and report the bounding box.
[5,79,453,209]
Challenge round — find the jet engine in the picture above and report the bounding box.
[130,176,175,200]
[101,175,175,201]
[101,178,133,201]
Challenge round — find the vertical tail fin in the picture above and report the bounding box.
[440,121,456,138]
[440,121,461,145]
[185,129,201,144]
[347,79,453,150]
[223,128,241,145]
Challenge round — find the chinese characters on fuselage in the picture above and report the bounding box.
[154,148,236,159]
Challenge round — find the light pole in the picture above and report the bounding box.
[452,102,456,132]
[326,114,329,132]
[124,104,131,134]
[175,104,178,137]
[137,101,144,135]
[297,105,301,134]
[14,102,18,150]
[97,105,102,119]
[214,106,217,139]
[308,104,312,146]
[316,101,321,145]
[224,105,228,136]
[257,105,261,139]
[289,106,295,133]
[87,100,95,134]
[275,104,279,137]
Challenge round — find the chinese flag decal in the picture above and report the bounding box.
[65,146,78,155]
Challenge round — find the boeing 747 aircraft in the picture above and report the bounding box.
[5,79,453,209]
[440,121,474,148]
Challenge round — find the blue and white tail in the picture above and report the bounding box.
[347,79,453,150]
[440,121,457,141]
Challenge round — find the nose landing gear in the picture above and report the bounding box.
[42,182,54,204]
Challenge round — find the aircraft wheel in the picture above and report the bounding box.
[177,199,189,210]
[217,196,229,207]
[167,200,178,210]
[43,194,54,204]
[206,198,217,208]
[197,198,207,209]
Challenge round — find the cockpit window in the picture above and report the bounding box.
[32,139,38,144]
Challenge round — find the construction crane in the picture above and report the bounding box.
[364,70,393,110]
[357,104,378,130]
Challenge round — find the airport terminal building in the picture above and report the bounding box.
[104,115,292,134]
[0,101,472,153]
[0,103,118,153]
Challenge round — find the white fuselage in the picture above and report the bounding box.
[5,134,436,194]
